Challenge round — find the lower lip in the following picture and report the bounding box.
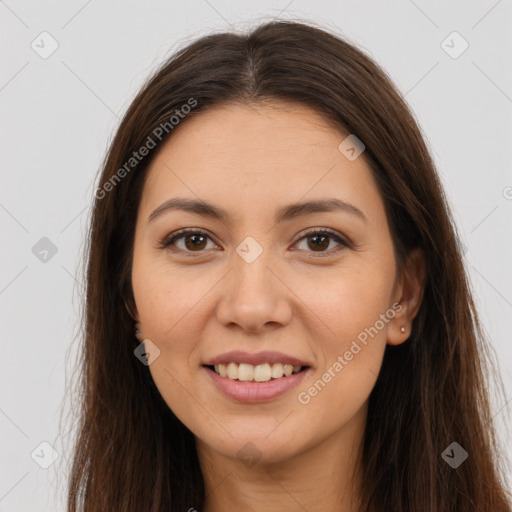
[202,366,312,403]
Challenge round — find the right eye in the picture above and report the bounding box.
[160,229,219,254]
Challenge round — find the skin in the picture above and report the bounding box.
[131,101,425,512]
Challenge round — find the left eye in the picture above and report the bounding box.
[161,228,349,256]
[293,229,348,255]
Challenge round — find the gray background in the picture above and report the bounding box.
[1,0,511,510]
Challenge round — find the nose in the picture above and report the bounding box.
[215,249,293,333]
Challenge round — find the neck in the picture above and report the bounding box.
[196,404,367,512]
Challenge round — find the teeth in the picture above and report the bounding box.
[226,362,238,379]
[271,363,284,378]
[254,363,271,382]
[238,363,254,381]
[213,362,304,382]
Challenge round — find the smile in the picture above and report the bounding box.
[202,364,311,403]
[209,362,305,382]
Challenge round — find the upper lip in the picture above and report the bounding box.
[203,350,312,368]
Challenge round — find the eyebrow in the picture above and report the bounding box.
[147,197,367,225]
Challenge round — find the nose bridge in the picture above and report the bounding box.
[215,236,292,331]
[234,244,273,295]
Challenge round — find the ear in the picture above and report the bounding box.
[125,297,144,342]
[124,295,140,321]
[387,247,426,346]
[135,322,145,342]
[131,304,145,343]
[132,302,140,322]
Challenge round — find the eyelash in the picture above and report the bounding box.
[159,228,351,257]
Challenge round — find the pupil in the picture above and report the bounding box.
[309,234,328,251]
[186,234,206,250]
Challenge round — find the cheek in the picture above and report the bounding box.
[296,256,395,342]
[293,259,393,413]
[131,263,206,397]
[294,317,388,434]
[133,259,215,339]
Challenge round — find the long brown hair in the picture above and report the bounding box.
[64,19,511,511]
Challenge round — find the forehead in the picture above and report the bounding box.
[138,101,383,226]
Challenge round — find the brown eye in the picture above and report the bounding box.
[306,233,330,251]
[162,229,216,253]
[161,228,349,257]
[183,233,208,251]
[294,229,349,256]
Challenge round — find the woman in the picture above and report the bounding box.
[66,19,511,511]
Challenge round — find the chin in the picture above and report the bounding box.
[199,429,305,466]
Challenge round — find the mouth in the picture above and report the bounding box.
[203,362,310,382]
[202,363,312,403]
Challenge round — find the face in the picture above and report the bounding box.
[131,101,415,465]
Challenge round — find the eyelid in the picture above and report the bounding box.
[294,227,351,251]
[160,228,219,252]
[160,227,351,255]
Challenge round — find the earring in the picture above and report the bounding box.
[400,326,406,333]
